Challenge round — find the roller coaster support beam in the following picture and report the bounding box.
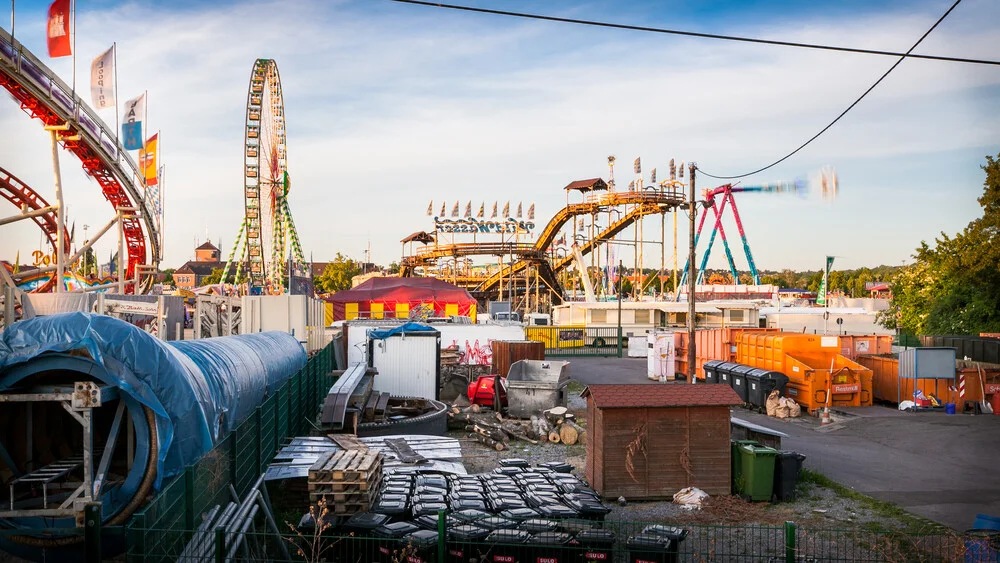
[726,189,761,284]
[12,209,130,281]
[0,204,59,227]
[696,194,740,284]
[44,124,78,293]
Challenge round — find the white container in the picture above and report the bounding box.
[627,336,647,358]
[369,329,441,400]
[647,331,676,381]
[505,360,570,418]
[241,294,329,352]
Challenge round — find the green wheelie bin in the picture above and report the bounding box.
[737,444,777,501]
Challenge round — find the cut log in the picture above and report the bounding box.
[501,426,539,445]
[545,406,569,417]
[465,424,506,443]
[472,433,505,451]
[561,420,586,446]
[548,431,561,444]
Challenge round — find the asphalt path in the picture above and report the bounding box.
[567,356,1000,530]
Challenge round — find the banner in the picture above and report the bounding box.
[426,200,433,216]
[502,201,509,217]
[527,203,534,220]
[90,46,116,110]
[491,201,498,219]
[633,157,641,174]
[816,256,835,306]
[477,202,485,219]
[121,94,145,150]
[439,201,446,217]
[650,168,656,183]
[450,201,459,218]
[139,133,158,186]
[464,201,472,218]
[46,0,72,58]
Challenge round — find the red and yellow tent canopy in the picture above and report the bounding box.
[327,277,477,322]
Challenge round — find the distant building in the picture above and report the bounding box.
[173,241,237,289]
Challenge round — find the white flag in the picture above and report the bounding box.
[90,45,116,110]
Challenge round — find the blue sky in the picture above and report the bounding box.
[1,0,998,273]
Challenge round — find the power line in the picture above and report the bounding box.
[388,0,999,66]
[697,0,963,180]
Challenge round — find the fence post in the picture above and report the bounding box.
[437,510,446,563]
[84,502,102,563]
[214,526,226,563]
[785,520,796,563]
[617,326,623,358]
[184,465,195,532]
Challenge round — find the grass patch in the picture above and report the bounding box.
[798,469,947,535]
[567,380,585,396]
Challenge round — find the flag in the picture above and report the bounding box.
[70,221,76,245]
[516,202,522,219]
[477,202,485,218]
[122,94,145,150]
[451,201,459,217]
[633,157,640,174]
[679,162,685,179]
[464,201,472,218]
[139,133,158,186]
[650,168,656,183]
[13,251,19,274]
[502,201,510,217]
[628,180,635,190]
[426,200,433,216]
[816,256,835,306]
[90,46,116,110]
[46,0,72,58]
[491,202,498,219]
[527,203,535,220]
[440,201,446,216]
[669,159,676,180]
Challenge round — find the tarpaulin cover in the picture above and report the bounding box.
[327,277,477,322]
[368,322,438,340]
[0,313,306,487]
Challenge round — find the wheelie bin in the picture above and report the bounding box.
[772,450,807,502]
[731,439,758,494]
[446,523,491,563]
[626,533,678,563]
[737,443,777,501]
[572,529,615,563]
[703,360,725,384]
[373,521,422,563]
[639,525,688,563]
[524,532,573,563]
[729,364,754,403]
[403,529,441,563]
[745,368,786,410]
[716,362,738,387]
[484,529,531,563]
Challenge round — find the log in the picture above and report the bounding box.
[548,431,561,444]
[465,424,506,443]
[473,433,505,451]
[544,412,564,427]
[501,426,538,445]
[561,420,586,446]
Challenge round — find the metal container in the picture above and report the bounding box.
[504,360,570,418]
[368,327,441,400]
[899,348,957,380]
[492,340,545,378]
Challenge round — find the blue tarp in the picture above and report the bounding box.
[368,322,438,340]
[0,313,306,486]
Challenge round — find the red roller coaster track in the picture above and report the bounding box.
[0,165,69,293]
[0,29,159,288]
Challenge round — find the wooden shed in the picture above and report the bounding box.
[582,384,742,499]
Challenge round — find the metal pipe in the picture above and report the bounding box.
[688,164,697,384]
[0,204,59,227]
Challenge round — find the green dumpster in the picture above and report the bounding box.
[731,440,758,495]
[737,444,777,501]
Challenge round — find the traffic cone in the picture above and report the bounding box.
[820,407,832,426]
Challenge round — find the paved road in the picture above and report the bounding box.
[567,356,1000,530]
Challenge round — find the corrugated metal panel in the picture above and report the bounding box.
[899,348,956,379]
[492,340,544,378]
[370,333,440,399]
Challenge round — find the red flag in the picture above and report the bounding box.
[47,0,72,58]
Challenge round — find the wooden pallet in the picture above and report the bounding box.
[307,449,383,515]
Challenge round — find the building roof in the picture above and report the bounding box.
[564,178,608,192]
[196,241,219,251]
[174,260,238,276]
[582,383,742,408]
[401,231,436,244]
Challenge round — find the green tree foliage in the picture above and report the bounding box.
[880,154,1000,335]
[315,253,362,294]
[202,267,225,285]
[161,268,175,285]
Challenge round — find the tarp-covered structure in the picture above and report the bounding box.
[328,277,477,322]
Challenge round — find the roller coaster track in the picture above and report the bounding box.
[0,165,69,293]
[0,28,160,285]
[550,200,673,273]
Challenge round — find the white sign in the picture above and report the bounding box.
[820,336,839,348]
[434,217,535,234]
[104,298,159,316]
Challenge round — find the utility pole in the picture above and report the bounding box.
[688,163,697,384]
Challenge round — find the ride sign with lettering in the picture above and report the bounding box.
[434,217,534,234]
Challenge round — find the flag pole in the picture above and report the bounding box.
[70,0,76,99]
[10,0,14,42]
[113,42,119,159]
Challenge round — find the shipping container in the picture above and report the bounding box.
[368,328,441,400]
[736,333,872,413]
[837,335,894,360]
[857,354,962,405]
[673,327,780,379]
[919,335,1000,365]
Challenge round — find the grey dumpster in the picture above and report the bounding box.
[505,360,570,418]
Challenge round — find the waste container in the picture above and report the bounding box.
[772,451,806,502]
[403,529,441,563]
[573,529,616,563]
[731,440,758,494]
[729,364,754,403]
[964,530,1000,562]
[519,518,559,534]
[716,362,738,387]
[626,533,674,563]
[525,532,572,563]
[373,521,422,563]
[505,360,570,418]
[484,529,531,563]
[500,507,540,522]
[745,368,788,410]
[737,444,777,501]
[446,524,490,563]
[639,525,688,563]
[539,461,574,473]
[704,360,726,384]
[342,512,393,562]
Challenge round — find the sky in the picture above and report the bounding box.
[1,0,998,274]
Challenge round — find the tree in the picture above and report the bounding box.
[315,253,362,294]
[202,267,225,285]
[880,153,1000,335]
[387,261,400,275]
[161,268,175,285]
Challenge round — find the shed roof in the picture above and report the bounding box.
[564,178,608,192]
[582,383,741,408]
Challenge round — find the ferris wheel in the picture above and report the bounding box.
[225,58,305,292]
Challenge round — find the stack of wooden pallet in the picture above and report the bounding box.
[307,449,383,514]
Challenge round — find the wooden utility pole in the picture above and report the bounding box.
[688,164,697,384]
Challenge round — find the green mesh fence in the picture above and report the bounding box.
[125,342,336,562]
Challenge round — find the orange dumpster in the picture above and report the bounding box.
[674,327,779,379]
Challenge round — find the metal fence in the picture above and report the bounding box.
[526,326,624,357]
[123,342,335,562]
[121,513,987,562]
